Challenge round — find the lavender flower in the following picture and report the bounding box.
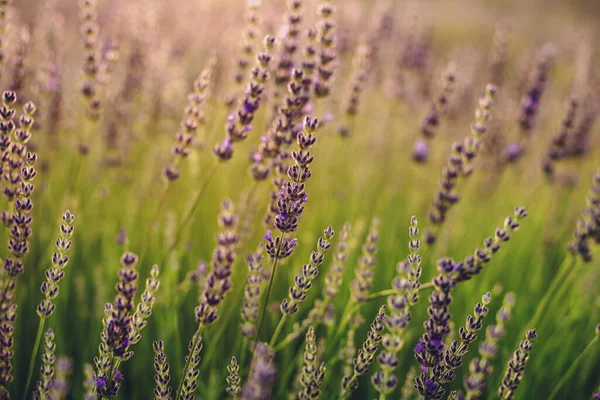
[214,35,275,161]
[242,343,277,400]
[240,249,265,338]
[94,252,141,398]
[37,210,75,318]
[79,0,103,121]
[152,340,172,400]
[541,98,579,179]
[464,293,516,398]
[281,226,334,315]
[179,333,203,399]
[350,218,380,303]
[419,64,456,139]
[34,328,57,399]
[323,222,352,301]
[263,116,319,261]
[338,40,371,137]
[427,85,497,239]
[226,356,241,397]
[518,44,556,135]
[298,326,326,400]
[566,169,600,262]
[50,356,73,400]
[164,68,214,181]
[314,2,338,98]
[340,305,386,398]
[83,363,97,400]
[498,329,537,399]
[453,207,527,282]
[414,258,457,400]
[273,0,303,87]
[373,216,422,396]
[431,292,492,395]
[233,0,261,87]
[129,264,160,345]
[195,199,238,325]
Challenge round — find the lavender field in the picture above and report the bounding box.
[0,0,599,398]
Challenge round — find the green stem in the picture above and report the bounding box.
[269,314,287,348]
[367,282,433,301]
[176,324,204,400]
[22,316,46,399]
[253,236,285,345]
[547,337,598,400]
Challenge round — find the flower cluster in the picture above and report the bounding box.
[541,98,579,179]
[234,0,261,86]
[164,68,214,181]
[79,0,102,120]
[341,305,386,398]
[196,199,238,325]
[240,248,265,337]
[498,329,537,399]
[418,65,456,141]
[373,216,422,395]
[453,207,528,282]
[37,210,75,318]
[323,222,352,301]
[299,326,326,400]
[242,343,277,400]
[179,333,203,399]
[314,2,337,98]
[281,226,334,315]
[50,356,73,399]
[214,35,275,161]
[129,265,160,345]
[414,258,458,400]
[274,0,303,87]
[464,293,515,398]
[263,116,319,261]
[94,252,140,398]
[339,40,371,137]
[152,340,172,400]
[34,328,57,400]
[427,84,497,235]
[566,169,600,262]
[518,44,556,134]
[434,292,492,394]
[567,92,599,157]
[350,218,380,303]
[226,356,241,397]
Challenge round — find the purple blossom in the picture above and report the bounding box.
[263,230,273,242]
[95,376,106,390]
[288,239,298,248]
[114,370,124,381]
[425,379,437,393]
[419,365,427,374]
[412,139,429,162]
[414,339,425,353]
[593,392,600,400]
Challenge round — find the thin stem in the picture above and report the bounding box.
[22,316,46,399]
[269,314,287,348]
[160,163,220,266]
[547,337,598,400]
[367,282,434,301]
[176,324,205,400]
[253,236,285,345]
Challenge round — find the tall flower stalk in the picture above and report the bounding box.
[24,210,75,398]
[257,116,320,341]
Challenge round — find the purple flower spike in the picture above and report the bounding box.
[593,392,600,400]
